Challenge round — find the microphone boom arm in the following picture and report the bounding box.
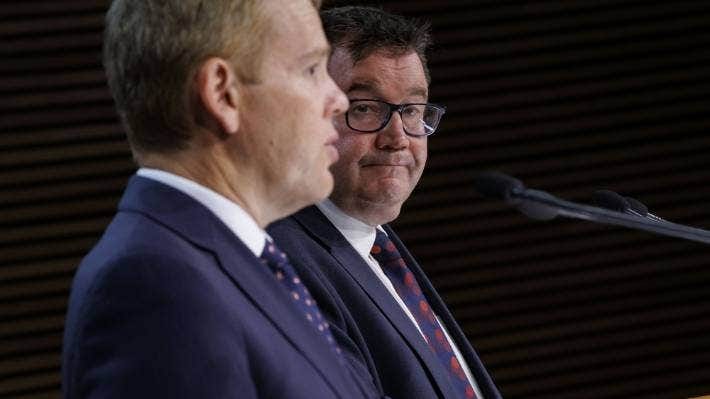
[514,185,710,244]
[475,172,710,245]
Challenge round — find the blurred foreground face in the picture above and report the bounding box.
[327,48,429,225]
[240,0,348,211]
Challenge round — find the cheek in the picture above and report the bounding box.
[334,134,367,167]
[412,139,428,171]
[329,137,363,186]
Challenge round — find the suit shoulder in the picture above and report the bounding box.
[63,227,258,398]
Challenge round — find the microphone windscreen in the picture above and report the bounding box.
[592,189,630,212]
[625,196,649,216]
[473,171,524,201]
[516,189,560,220]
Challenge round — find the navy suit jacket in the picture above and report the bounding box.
[62,176,378,399]
[268,206,502,399]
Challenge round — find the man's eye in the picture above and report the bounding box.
[351,104,374,114]
[404,106,423,118]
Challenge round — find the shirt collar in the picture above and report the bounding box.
[316,199,382,259]
[137,167,266,256]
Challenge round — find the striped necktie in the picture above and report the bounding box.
[371,230,477,399]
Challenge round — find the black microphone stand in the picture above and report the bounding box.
[474,172,710,245]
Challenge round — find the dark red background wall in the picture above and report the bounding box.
[2,1,710,398]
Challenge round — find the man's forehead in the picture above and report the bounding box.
[259,0,328,69]
[335,50,429,99]
[268,0,321,36]
[299,46,331,63]
[346,76,428,101]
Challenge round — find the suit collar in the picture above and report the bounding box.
[119,176,355,399]
[315,200,378,261]
[136,168,266,256]
[292,205,460,399]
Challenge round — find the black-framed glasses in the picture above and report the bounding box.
[345,99,446,137]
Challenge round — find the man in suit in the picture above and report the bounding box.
[62,1,381,398]
[269,6,502,399]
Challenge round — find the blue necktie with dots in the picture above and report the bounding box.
[260,240,342,357]
[371,229,477,399]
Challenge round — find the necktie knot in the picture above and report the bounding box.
[260,241,289,267]
[371,230,404,265]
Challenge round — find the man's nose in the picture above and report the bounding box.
[375,112,409,150]
[327,77,349,117]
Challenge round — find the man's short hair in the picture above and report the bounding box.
[320,6,432,82]
[104,0,317,158]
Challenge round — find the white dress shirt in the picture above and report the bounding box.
[316,199,483,398]
[137,168,267,257]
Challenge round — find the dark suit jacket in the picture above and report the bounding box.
[62,176,378,399]
[268,206,502,399]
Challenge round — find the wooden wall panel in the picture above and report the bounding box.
[2,0,710,398]
[1,1,122,397]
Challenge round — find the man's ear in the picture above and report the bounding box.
[195,57,240,135]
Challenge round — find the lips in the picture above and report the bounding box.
[360,155,413,168]
[364,163,408,167]
[324,131,340,163]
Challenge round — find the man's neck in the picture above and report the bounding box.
[140,151,275,227]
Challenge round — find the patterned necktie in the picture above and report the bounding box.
[371,230,477,399]
[260,240,342,358]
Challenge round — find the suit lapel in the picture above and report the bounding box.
[384,225,502,399]
[119,176,353,399]
[293,206,459,399]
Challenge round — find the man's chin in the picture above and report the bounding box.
[359,201,403,226]
[361,188,407,210]
[280,173,333,216]
[367,182,411,204]
[312,173,335,203]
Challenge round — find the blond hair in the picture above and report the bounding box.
[104,0,290,157]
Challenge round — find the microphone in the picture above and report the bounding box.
[592,189,666,222]
[473,171,710,244]
[472,172,559,220]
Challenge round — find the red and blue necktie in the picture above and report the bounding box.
[371,230,477,399]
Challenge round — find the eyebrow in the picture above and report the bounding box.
[298,45,332,63]
[348,80,429,101]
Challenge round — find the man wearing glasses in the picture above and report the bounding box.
[269,6,502,399]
